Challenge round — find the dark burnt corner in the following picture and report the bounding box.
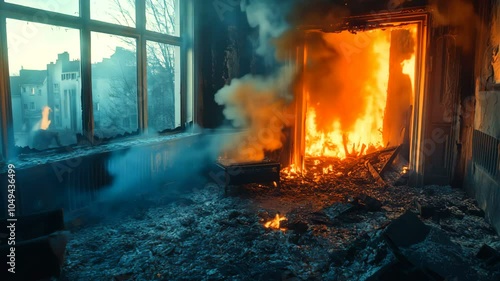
[0,0,500,280]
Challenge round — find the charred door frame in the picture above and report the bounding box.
[290,9,430,186]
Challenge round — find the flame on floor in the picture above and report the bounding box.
[264,214,287,230]
[282,164,300,179]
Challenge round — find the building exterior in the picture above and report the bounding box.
[47,52,82,133]
[9,69,48,147]
[9,49,143,147]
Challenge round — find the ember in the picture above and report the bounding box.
[281,164,301,179]
[263,213,287,231]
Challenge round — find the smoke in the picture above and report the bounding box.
[240,0,295,59]
[428,0,480,52]
[214,66,295,162]
[211,0,355,163]
[241,0,350,62]
[97,126,226,202]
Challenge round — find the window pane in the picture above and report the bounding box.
[92,32,138,138]
[91,0,136,27]
[6,0,79,16]
[147,42,181,131]
[146,0,180,36]
[6,19,81,149]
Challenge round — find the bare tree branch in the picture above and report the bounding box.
[107,0,179,132]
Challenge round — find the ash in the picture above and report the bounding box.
[61,155,500,281]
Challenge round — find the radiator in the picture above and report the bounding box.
[0,135,196,217]
[472,129,499,180]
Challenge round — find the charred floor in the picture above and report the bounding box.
[59,153,500,281]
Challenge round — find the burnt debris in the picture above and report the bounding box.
[59,154,500,281]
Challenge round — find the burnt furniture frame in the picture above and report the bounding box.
[215,161,281,194]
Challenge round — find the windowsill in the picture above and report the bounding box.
[1,131,200,173]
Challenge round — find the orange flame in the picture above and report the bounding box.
[264,214,286,230]
[40,106,52,130]
[281,164,300,179]
[304,26,417,159]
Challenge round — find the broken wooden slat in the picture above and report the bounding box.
[365,160,387,187]
[379,144,402,176]
[342,133,350,158]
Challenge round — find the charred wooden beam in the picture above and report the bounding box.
[365,160,387,187]
[379,145,402,176]
[342,133,350,158]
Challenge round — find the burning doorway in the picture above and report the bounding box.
[287,13,429,185]
[304,26,417,159]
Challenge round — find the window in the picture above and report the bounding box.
[147,41,181,131]
[5,0,79,16]
[91,32,138,138]
[146,0,180,36]
[91,0,135,27]
[0,0,193,155]
[6,19,81,149]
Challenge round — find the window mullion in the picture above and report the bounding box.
[0,3,82,30]
[144,30,181,45]
[179,0,187,128]
[136,0,147,133]
[80,0,94,144]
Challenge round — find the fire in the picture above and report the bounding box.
[304,25,417,159]
[264,213,287,230]
[402,26,417,99]
[281,164,300,178]
[40,106,52,130]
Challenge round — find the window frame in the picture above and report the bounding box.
[0,0,195,159]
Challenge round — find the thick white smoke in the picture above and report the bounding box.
[240,0,294,58]
[214,66,295,163]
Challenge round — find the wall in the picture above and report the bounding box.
[465,0,500,232]
[198,0,282,128]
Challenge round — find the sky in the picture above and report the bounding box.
[5,0,136,75]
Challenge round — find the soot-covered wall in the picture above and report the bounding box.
[199,0,271,128]
[465,0,500,233]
